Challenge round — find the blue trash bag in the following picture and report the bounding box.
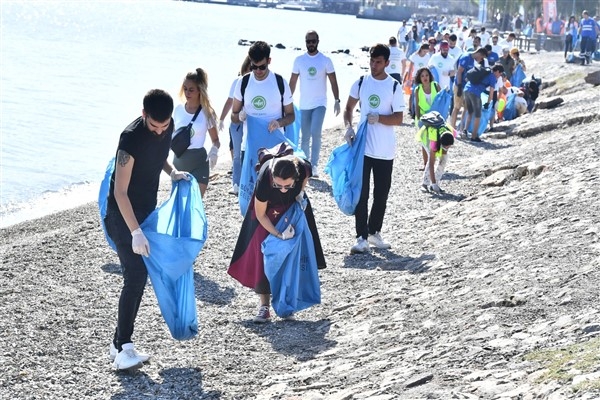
[510,64,526,88]
[429,66,440,84]
[503,93,517,121]
[238,116,304,216]
[466,104,494,136]
[285,105,301,147]
[98,158,117,251]
[323,120,367,215]
[140,177,208,341]
[262,202,321,318]
[429,87,452,120]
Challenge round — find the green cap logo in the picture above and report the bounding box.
[368,95,380,108]
[252,96,267,110]
[308,67,317,76]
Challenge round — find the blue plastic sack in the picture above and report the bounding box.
[140,177,207,341]
[466,104,494,136]
[429,66,439,84]
[98,158,207,341]
[503,93,517,121]
[98,158,117,251]
[429,88,452,119]
[323,120,367,215]
[262,202,321,318]
[285,105,301,148]
[238,116,304,216]
[510,64,526,88]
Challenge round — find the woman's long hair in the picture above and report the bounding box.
[179,67,217,125]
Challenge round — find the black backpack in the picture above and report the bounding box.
[240,72,285,117]
[466,65,492,85]
[420,111,452,151]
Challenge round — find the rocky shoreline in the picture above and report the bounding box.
[1,51,599,399]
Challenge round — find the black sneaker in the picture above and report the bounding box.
[470,137,482,143]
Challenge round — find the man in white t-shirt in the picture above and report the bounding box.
[447,33,464,60]
[289,30,340,176]
[385,36,407,83]
[342,43,406,254]
[428,40,455,89]
[397,20,408,51]
[231,41,295,151]
[479,27,491,45]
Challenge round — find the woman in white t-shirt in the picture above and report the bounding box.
[172,67,221,197]
[218,56,252,195]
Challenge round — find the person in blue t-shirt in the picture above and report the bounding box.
[463,64,501,142]
[485,44,499,65]
[450,48,487,132]
[579,10,600,64]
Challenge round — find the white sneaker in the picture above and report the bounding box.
[368,232,392,249]
[109,342,150,363]
[228,183,239,195]
[350,237,370,254]
[312,166,319,178]
[112,343,144,371]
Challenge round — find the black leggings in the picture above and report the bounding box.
[565,34,573,58]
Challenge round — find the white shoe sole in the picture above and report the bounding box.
[113,360,143,371]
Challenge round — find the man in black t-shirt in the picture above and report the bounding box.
[104,89,189,371]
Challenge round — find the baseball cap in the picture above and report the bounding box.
[440,40,449,48]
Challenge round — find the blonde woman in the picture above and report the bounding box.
[172,68,220,197]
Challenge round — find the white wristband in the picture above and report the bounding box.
[131,228,142,236]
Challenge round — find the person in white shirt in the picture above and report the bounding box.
[342,43,405,254]
[479,27,491,45]
[427,40,455,89]
[463,28,476,50]
[289,30,340,177]
[408,43,432,78]
[385,36,407,83]
[397,20,408,52]
[447,33,464,60]
[231,41,295,156]
[490,34,503,56]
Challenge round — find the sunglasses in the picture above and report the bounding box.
[272,181,295,190]
[250,63,267,71]
[305,39,317,44]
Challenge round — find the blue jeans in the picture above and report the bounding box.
[229,122,243,186]
[354,156,393,239]
[300,106,326,167]
[104,208,151,351]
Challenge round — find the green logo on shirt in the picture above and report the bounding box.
[252,96,267,110]
[368,95,380,108]
[308,67,317,76]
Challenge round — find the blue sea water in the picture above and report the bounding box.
[0,0,402,228]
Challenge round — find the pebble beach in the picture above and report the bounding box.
[1,51,600,400]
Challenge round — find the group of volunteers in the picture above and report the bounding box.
[103,16,559,370]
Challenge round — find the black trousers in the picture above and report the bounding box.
[354,156,394,240]
[105,208,151,351]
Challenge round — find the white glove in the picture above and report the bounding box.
[131,228,150,257]
[344,126,355,146]
[429,183,442,194]
[170,169,190,181]
[333,100,341,116]
[295,190,307,211]
[280,224,295,240]
[207,145,219,169]
[367,112,379,124]
[238,109,247,122]
[218,119,225,132]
